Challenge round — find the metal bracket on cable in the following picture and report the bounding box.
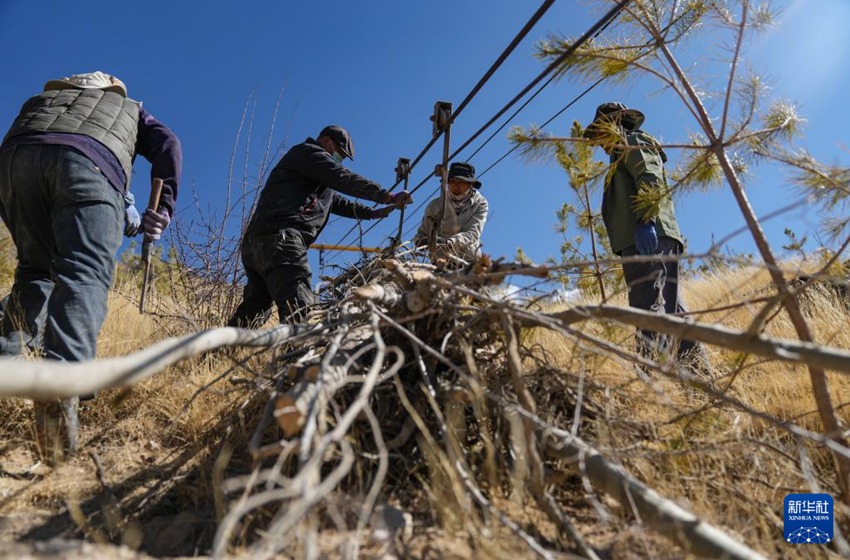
[430,100,453,138]
[390,157,411,251]
[428,101,453,256]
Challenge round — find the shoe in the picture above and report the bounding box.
[34,396,79,463]
[0,331,42,358]
[63,397,79,454]
[0,333,23,357]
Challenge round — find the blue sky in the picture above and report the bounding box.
[1,0,848,286]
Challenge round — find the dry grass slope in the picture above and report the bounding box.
[0,257,848,559]
[532,265,850,558]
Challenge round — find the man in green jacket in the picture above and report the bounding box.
[584,102,708,371]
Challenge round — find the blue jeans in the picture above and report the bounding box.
[0,144,123,361]
[620,236,704,362]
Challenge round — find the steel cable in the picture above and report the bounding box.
[444,0,630,163]
[323,0,631,261]
[321,0,559,259]
[478,76,606,178]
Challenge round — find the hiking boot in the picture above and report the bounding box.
[0,331,29,357]
[34,396,79,463]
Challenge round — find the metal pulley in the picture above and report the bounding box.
[430,101,453,137]
[395,157,411,183]
[391,157,412,250]
[430,101,453,254]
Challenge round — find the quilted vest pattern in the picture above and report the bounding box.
[3,89,140,187]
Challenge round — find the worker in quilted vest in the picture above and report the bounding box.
[0,71,182,458]
[413,162,489,268]
[583,101,710,375]
[0,190,141,355]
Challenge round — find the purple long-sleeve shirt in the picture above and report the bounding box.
[2,107,181,215]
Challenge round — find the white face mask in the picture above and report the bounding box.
[449,189,472,208]
[331,151,344,164]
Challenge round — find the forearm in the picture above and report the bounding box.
[135,109,182,215]
[300,154,387,203]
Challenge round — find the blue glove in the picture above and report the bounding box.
[142,208,171,242]
[123,193,141,237]
[635,222,658,255]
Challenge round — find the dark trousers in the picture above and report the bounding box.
[620,236,703,362]
[227,227,315,327]
[0,144,123,361]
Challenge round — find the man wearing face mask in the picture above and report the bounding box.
[227,125,412,326]
[414,162,489,266]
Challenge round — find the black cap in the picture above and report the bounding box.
[447,162,482,189]
[583,102,645,138]
[319,125,354,159]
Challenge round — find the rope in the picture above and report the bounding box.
[365,74,607,244]
[324,1,631,259]
[391,0,557,192]
[479,76,606,178]
[447,0,557,136]
[445,0,631,162]
[322,0,561,260]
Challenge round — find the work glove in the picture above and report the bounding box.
[142,208,170,242]
[384,191,413,207]
[369,205,396,219]
[412,236,447,249]
[635,222,658,255]
[123,193,141,237]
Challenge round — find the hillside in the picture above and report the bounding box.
[0,251,848,559]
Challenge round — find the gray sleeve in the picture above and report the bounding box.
[414,199,442,246]
[448,197,488,250]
